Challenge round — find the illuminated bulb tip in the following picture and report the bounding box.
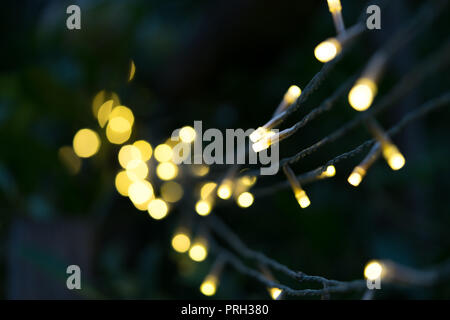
[200,276,218,296]
[327,0,342,13]
[252,137,271,153]
[347,167,366,187]
[348,173,362,187]
[156,162,178,181]
[240,175,257,187]
[118,145,142,168]
[148,199,168,220]
[314,38,341,63]
[195,200,212,216]
[269,288,283,300]
[133,198,151,211]
[161,181,184,203]
[323,165,336,177]
[389,153,405,171]
[189,241,208,262]
[133,140,152,161]
[154,144,173,162]
[217,181,232,200]
[364,261,383,281]
[108,106,134,131]
[106,121,131,145]
[383,144,405,171]
[191,164,209,177]
[172,233,191,253]
[249,127,267,143]
[126,159,148,181]
[179,126,196,143]
[200,182,217,200]
[295,190,310,208]
[284,85,301,104]
[237,192,254,208]
[73,128,101,158]
[128,180,153,205]
[348,78,377,111]
[115,171,132,197]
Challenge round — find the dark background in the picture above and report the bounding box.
[0,0,449,299]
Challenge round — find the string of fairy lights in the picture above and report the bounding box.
[57,0,449,298]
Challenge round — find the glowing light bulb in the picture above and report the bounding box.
[109,117,131,133]
[195,200,212,216]
[295,190,310,208]
[189,240,208,262]
[148,198,169,220]
[92,90,120,119]
[283,85,302,104]
[156,162,178,180]
[217,180,233,200]
[106,121,131,144]
[327,0,342,12]
[126,159,148,181]
[347,166,366,187]
[348,78,377,111]
[314,38,341,63]
[115,170,133,196]
[109,106,134,129]
[382,144,405,171]
[191,164,210,177]
[97,100,114,128]
[118,145,142,168]
[128,59,136,82]
[200,275,218,296]
[237,192,254,208]
[269,288,282,300]
[161,181,184,203]
[250,127,265,143]
[326,165,336,177]
[179,126,196,143]
[133,198,151,211]
[128,180,153,205]
[154,144,173,162]
[133,140,152,161]
[200,182,217,199]
[172,235,190,253]
[172,231,191,253]
[320,165,336,178]
[252,136,272,153]
[73,128,101,158]
[250,127,273,143]
[240,175,257,187]
[364,261,383,281]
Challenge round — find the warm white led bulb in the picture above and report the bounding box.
[382,144,405,171]
[327,0,342,13]
[295,190,310,208]
[283,85,301,104]
[364,261,383,281]
[314,38,341,63]
[347,166,366,187]
[348,78,377,111]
